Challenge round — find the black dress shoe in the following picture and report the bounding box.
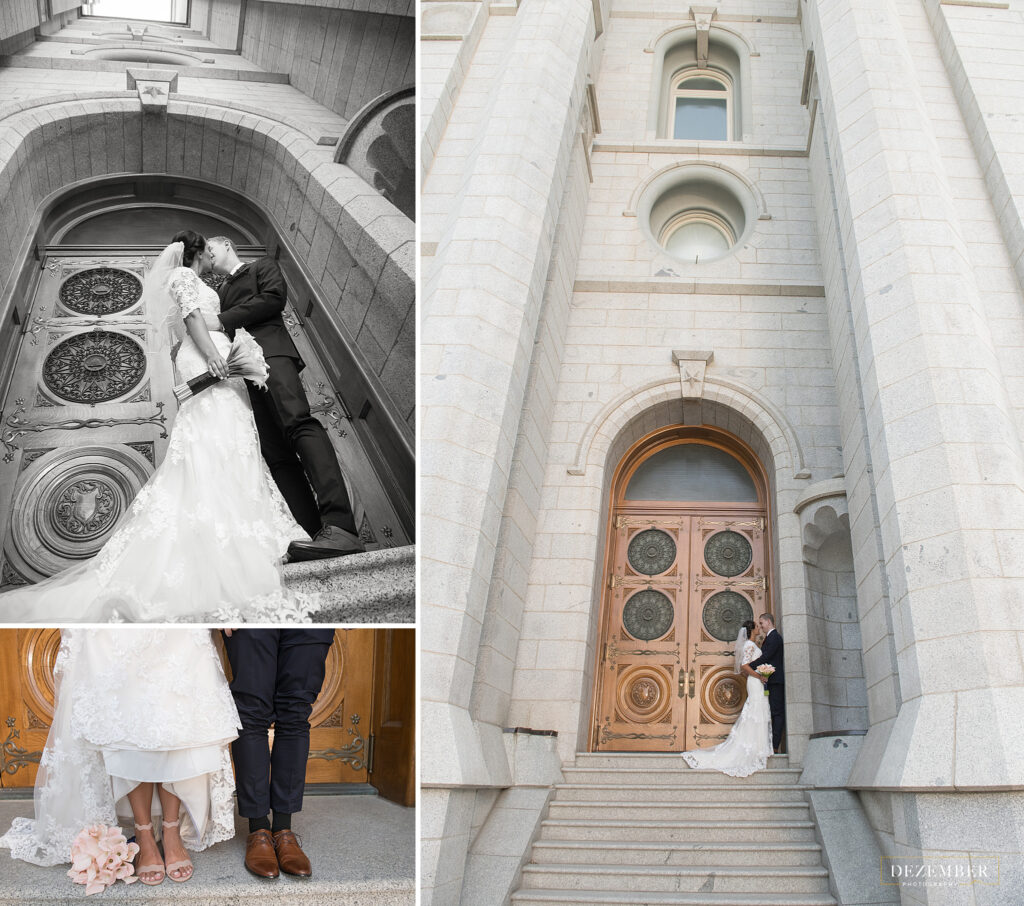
[287,525,366,562]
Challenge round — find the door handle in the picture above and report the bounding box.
[688,668,696,699]
[678,667,688,698]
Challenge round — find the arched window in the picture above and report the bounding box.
[590,427,772,754]
[669,69,733,140]
[651,31,746,141]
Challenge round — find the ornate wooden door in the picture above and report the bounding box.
[0,251,409,591]
[0,629,397,790]
[0,255,174,588]
[368,628,416,806]
[592,509,767,751]
[280,298,410,550]
[591,429,770,753]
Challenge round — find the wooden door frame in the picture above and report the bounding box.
[588,424,774,752]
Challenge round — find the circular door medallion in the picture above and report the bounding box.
[59,267,142,315]
[622,589,674,641]
[615,665,671,723]
[701,666,747,722]
[19,628,62,725]
[7,445,153,580]
[704,530,753,577]
[627,528,676,575]
[43,331,146,404]
[310,638,345,727]
[702,590,753,641]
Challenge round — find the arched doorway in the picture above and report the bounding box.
[590,425,772,752]
[0,175,410,588]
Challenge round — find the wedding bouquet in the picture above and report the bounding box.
[173,328,269,403]
[68,825,140,896]
[755,664,775,695]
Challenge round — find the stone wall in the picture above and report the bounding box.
[419,2,601,902]
[240,0,414,122]
[202,0,244,48]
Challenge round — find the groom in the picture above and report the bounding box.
[222,629,336,879]
[205,236,363,561]
[746,612,785,753]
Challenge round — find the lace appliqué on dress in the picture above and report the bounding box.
[169,267,203,321]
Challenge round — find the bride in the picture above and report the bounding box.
[682,620,772,777]
[0,232,313,622]
[0,629,240,885]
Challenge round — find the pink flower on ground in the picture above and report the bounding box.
[68,825,140,895]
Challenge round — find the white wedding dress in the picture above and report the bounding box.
[0,266,315,622]
[0,629,240,866]
[681,639,772,777]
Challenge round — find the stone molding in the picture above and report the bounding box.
[567,373,810,479]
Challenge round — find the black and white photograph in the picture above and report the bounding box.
[0,0,414,624]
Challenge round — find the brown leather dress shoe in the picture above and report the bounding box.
[273,829,312,878]
[287,525,366,562]
[244,829,279,879]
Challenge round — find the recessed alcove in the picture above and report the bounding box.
[637,164,757,264]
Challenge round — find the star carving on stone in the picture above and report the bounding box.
[141,86,165,98]
[682,367,702,388]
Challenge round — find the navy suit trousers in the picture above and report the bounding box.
[223,629,334,817]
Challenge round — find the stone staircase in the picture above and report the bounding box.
[511,753,837,906]
[284,544,415,622]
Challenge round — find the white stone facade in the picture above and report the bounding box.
[421,0,1024,904]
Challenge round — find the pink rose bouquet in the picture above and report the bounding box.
[755,664,775,695]
[68,825,140,896]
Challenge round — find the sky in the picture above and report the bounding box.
[82,1,186,24]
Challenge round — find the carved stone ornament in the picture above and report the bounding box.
[672,349,713,400]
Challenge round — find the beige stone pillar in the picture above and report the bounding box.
[810,0,1024,793]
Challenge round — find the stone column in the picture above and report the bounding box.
[419,2,597,902]
[807,0,1024,895]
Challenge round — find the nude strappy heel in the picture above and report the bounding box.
[132,822,165,886]
[161,818,194,883]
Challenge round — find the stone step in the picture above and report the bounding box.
[286,544,415,622]
[574,753,790,770]
[519,863,832,895]
[0,795,414,906]
[541,818,819,844]
[561,767,804,786]
[553,783,808,802]
[528,840,826,868]
[547,800,811,822]
[511,889,836,906]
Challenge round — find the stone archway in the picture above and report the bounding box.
[0,95,414,541]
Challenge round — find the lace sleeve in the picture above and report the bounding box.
[168,268,201,320]
[742,641,761,665]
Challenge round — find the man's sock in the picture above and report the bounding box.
[249,816,271,834]
[271,811,292,834]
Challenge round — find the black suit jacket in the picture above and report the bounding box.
[217,257,303,367]
[749,629,784,685]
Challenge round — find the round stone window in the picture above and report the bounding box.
[637,164,756,265]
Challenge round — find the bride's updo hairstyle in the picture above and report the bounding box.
[170,230,206,267]
[740,620,755,637]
